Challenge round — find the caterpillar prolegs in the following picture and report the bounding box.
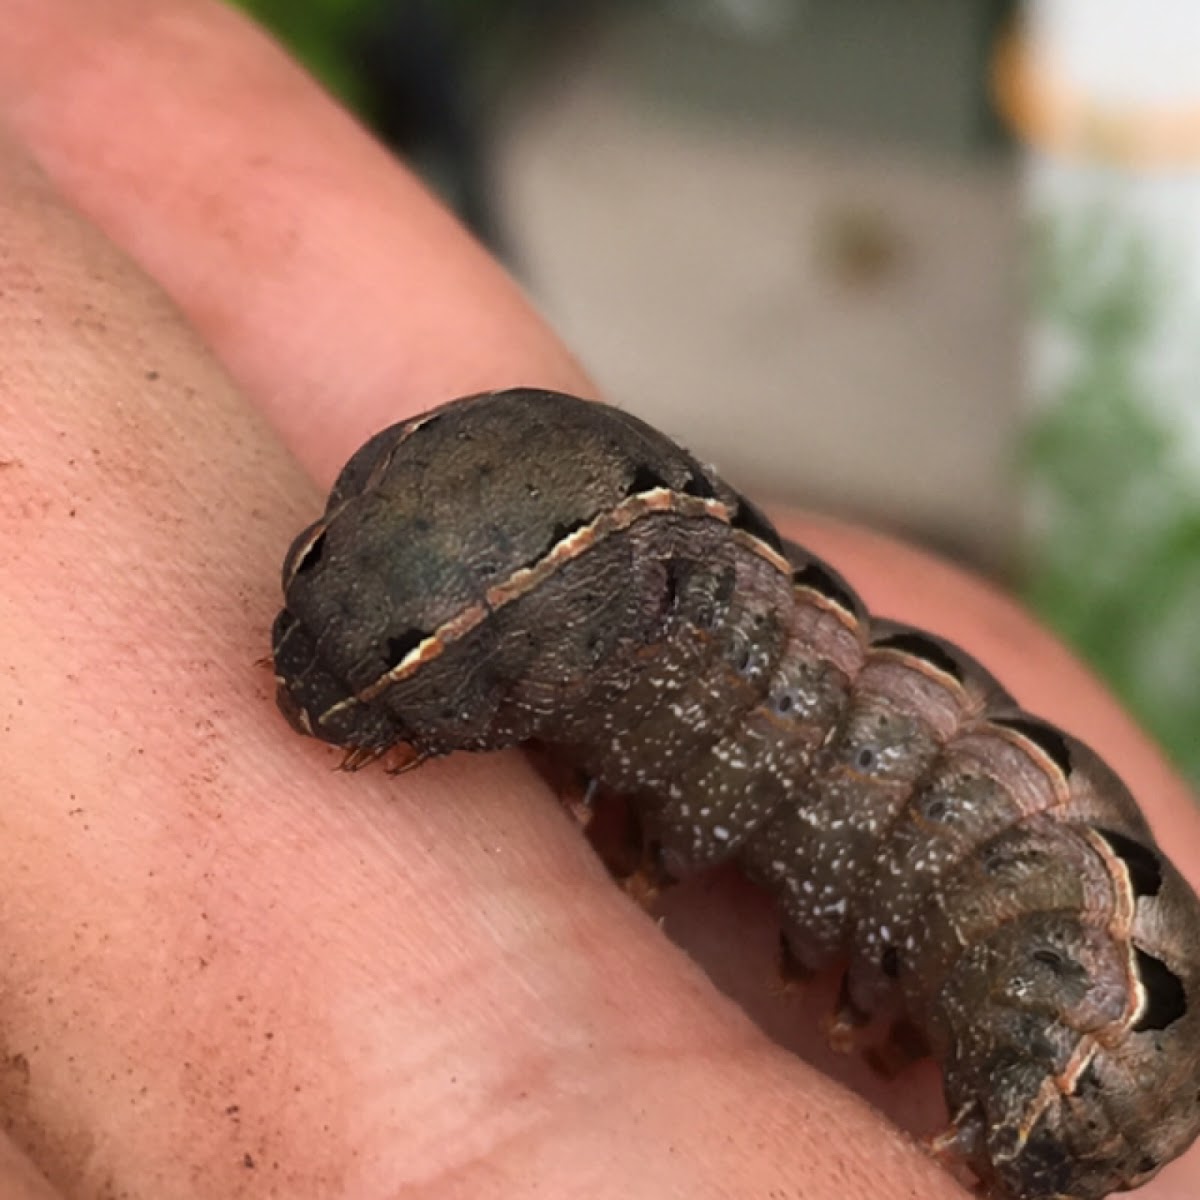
[270,389,1200,1200]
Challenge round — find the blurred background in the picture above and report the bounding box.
[234,0,1200,788]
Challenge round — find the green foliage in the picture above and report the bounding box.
[1025,209,1200,787]
[231,0,373,109]
[232,0,560,109]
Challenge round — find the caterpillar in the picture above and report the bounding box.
[270,388,1200,1200]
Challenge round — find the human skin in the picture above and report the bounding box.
[0,2,1198,1198]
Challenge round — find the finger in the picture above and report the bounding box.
[0,0,589,481]
[0,138,957,1200]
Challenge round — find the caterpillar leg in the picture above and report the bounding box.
[526,745,598,828]
[772,930,816,995]
[864,1017,930,1078]
[382,742,428,775]
[558,774,677,911]
[924,1105,987,1192]
[616,836,679,911]
[338,744,387,772]
[824,972,873,1054]
[567,775,604,829]
[524,746,677,912]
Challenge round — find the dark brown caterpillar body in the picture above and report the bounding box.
[271,389,1200,1200]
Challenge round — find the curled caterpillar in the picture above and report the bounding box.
[271,388,1200,1200]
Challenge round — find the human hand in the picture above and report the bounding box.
[2,2,1198,1198]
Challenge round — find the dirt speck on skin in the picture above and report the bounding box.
[4,1052,31,1085]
